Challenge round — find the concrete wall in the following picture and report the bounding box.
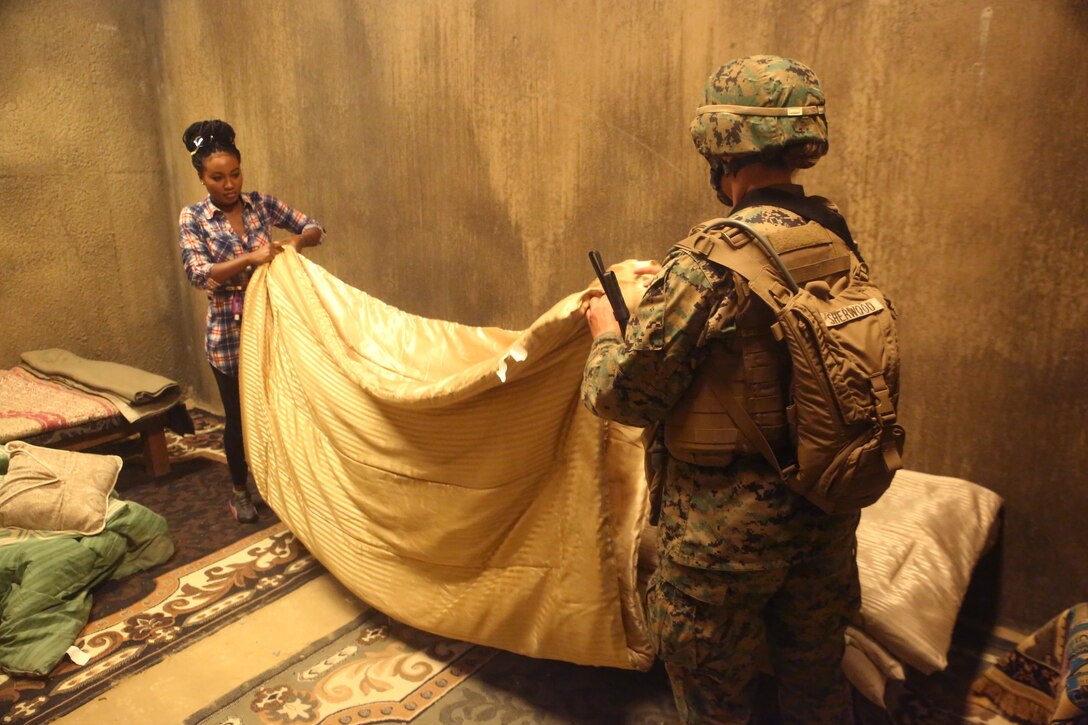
[0,0,188,382]
[3,0,1085,632]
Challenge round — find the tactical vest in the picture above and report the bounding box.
[664,217,854,468]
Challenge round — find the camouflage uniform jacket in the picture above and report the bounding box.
[582,186,844,575]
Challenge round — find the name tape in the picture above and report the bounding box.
[825,298,885,328]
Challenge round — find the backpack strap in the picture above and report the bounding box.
[676,219,768,285]
[676,218,803,295]
[677,217,853,293]
[706,377,791,477]
[733,187,866,266]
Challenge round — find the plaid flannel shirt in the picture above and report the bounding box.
[179,191,322,375]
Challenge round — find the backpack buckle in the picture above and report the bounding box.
[691,230,718,256]
[721,227,750,249]
[870,373,897,424]
[767,281,793,306]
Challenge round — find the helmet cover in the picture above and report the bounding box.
[690,55,828,163]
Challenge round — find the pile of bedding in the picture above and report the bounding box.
[0,442,174,676]
[0,349,191,446]
[851,468,1003,703]
[241,248,1003,701]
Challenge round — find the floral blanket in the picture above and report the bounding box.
[0,367,120,443]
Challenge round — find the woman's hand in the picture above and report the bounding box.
[300,225,324,248]
[284,226,324,251]
[585,294,622,339]
[209,241,284,283]
[249,241,285,266]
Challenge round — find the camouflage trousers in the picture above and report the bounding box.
[645,517,860,724]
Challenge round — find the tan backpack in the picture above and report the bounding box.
[680,202,905,514]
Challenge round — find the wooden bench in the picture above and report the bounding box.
[44,411,174,477]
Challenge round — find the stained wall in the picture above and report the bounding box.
[2,0,1085,632]
[0,0,186,380]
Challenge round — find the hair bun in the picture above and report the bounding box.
[205,120,236,146]
[182,119,241,172]
[182,119,236,152]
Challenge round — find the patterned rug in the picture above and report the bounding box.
[163,406,229,464]
[0,408,324,725]
[188,615,1023,725]
[188,609,679,725]
[170,405,1014,725]
[0,406,1033,724]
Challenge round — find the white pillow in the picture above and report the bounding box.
[0,441,122,535]
[856,469,1004,674]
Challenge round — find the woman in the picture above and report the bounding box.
[178,119,325,523]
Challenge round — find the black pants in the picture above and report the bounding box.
[211,365,249,491]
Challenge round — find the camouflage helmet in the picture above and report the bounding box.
[690,55,828,165]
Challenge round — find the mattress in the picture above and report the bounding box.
[0,367,123,443]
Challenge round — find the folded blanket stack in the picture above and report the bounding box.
[20,349,180,405]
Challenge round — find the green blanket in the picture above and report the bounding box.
[0,499,174,676]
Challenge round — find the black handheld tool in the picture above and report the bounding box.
[588,250,630,335]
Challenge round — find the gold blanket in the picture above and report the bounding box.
[240,248,655,670]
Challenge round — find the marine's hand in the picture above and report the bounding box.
[585,294,622,339]
[634,263,662,281]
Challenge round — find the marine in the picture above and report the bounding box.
[581,55,868,723]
